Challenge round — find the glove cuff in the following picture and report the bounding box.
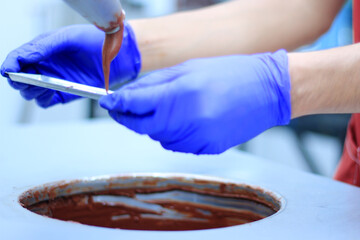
[267,49,292,126]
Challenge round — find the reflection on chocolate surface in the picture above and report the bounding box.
[20,175,282,231]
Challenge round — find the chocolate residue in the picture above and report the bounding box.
[26,187,276,231]
[102,12,125,93]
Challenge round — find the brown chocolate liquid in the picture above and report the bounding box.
[27,188,273,231]
[102,14,125,93]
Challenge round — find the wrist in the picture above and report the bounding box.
[130,18,176,72]
[288,51,329,119]
[288,52,311,119]
[289,46,360,118]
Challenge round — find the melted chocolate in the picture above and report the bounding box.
[102,13,125,93]
[26,187,274,231]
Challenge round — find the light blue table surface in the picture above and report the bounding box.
[0,119,359,239]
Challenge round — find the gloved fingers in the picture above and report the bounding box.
[58,92,81,103]
[124,66,182,90]
[7,65,47,100]
[7,78,28,90]
[19,86,49,101]
[44,93,64,108]
[1,31,67,77]
[1,50,25,77]
[161,141,192,154]
[160,137,203,154]
[1,46,42,77]
[35,90,56,108]
[16,36,63,65]
[36,91,79,108]
[159,131,223,155]
[108,111,161,135]
[151,126,224,155]
[4,65,39,91]
[100,84,167,116]
[161,140,220,155]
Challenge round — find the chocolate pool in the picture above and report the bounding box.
[19,174,284,231]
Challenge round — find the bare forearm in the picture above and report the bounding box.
[130,0,344,71]
[290,44,360,119]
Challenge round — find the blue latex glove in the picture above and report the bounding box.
[1,23,141,108]
[100,50,291,154]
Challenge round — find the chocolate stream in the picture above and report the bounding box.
[102,13,125,93]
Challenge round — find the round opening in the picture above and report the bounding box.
[19,174,283,231]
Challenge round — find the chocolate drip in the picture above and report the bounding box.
[102,13,125,93]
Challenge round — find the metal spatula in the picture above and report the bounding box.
[6,72,113,100]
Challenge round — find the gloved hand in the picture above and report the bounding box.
[100,50,291,154]
[1,23,141,108]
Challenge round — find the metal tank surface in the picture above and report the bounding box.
[0,119,359,239]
